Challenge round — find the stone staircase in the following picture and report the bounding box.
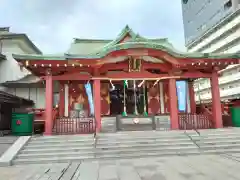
[12,131,198,165]
[189,128,240,154]
[12,128,240,165]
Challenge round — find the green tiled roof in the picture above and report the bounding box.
[12,54,66,61]
[12,25,240,61]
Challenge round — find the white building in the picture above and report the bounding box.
[186,9,240,103]
[0,27,47,108]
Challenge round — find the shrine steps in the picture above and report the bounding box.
[11,128,240,165]
[12,131,196,165]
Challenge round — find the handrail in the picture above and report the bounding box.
[181,116,200,136]
[93,116,97,148]
[180,115,201,148]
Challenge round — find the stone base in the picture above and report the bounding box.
[101,117,117,133]
[116,115,155,131]
[101,115,171,132]
[155,115,171,131]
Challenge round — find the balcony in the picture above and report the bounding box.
[194,71,240,92]
[195,86,240,101]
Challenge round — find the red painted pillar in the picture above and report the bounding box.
[211,71,223,128]
[188,81,196,113]
[59,82,65,117]
[44,71,53,135]
[169,79,179,129]
[93,79,101,132]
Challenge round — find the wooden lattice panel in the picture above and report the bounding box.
[53,117,95,135]
[178,114,213,130]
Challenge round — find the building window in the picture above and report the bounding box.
[224,0,232,10]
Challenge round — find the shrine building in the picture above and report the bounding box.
[12,26,240,135]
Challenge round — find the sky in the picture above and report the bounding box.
[0,0,186,54]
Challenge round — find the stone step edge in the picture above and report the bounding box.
[14,151,201,164]
[14,149,240,165]
[21,142,240,155]
[18,146,199,158]
[28,137,192,144]
[22,142,196,152]
[19,143,240,158]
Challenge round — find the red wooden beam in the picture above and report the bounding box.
[42,72,91,81]
[178,58,239,65]
[95,71,162,79]
[93,70,212,80]
[99,62,128,73]
[108,49,180,65]
[142,61,172,72]
[182,71,211,78]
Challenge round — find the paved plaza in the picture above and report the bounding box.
[1,154,240,180]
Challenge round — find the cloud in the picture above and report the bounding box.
[0,0,185,53]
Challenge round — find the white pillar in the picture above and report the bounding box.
[64,84,69,117]
[186,82,191,113]
[159,82,165,114]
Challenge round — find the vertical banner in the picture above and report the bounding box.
[159,82,165,114]
[64,84,69,117]
[176,81,187,112]
[84,83,94,116]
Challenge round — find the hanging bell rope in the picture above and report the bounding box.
[92,76,181,80]
[143,81,148,116]
[122,80,128,116]
[133,80,138,116]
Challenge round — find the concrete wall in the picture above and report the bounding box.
[187,10,240,102]
[0,41,30,84]
[188,12,240,53]
[6,87,45,108]
[0,30,48,108]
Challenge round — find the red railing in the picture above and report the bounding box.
[179,114,214,130]
[222,114,232,127]
[53,117,95,135]
[32,108,59,134]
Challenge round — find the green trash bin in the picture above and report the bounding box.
[230,107,240,127]
[11,113,34,136]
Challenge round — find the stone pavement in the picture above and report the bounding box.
[0,136,18,156]
[1,154,240,180]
